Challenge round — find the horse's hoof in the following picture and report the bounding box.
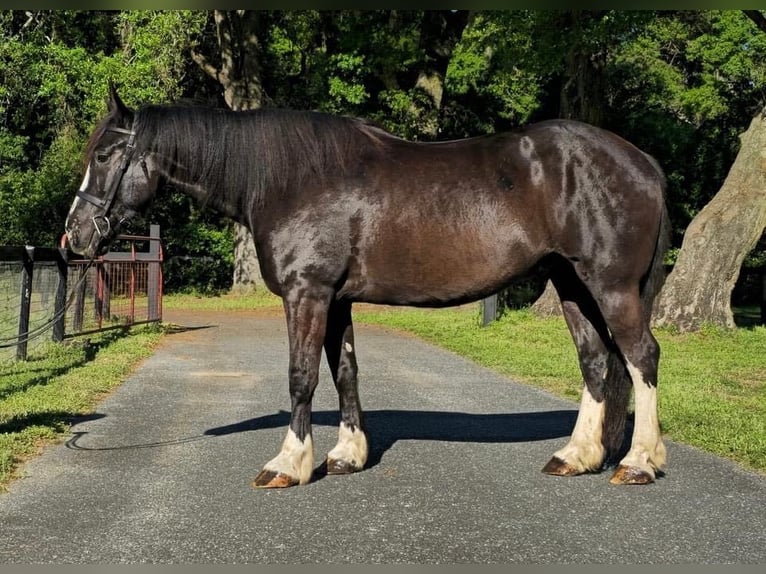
[327,458,361,475]
[609,465,654,485]
[252,469,299,489]
[541,456,582,476]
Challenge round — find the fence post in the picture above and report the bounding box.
[129,240,136,323]
[102,262,111,322]
[482,294,498,327]
[72,265,86,333]
[147,224,161,321]
[761,267,765,327]
[16,247,34,360]
[95,261,105,329]
[52,248,68,342]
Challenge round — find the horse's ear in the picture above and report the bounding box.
[107,81,133,121]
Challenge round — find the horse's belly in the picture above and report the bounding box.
[341,222,540,306]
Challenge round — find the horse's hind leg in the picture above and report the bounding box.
[252,288,332,488]
[592,283,666,485]
[542,265,632,476]
[323,299,368,474]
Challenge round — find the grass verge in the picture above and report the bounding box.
[163,290,282,311]
[0,324,164,489]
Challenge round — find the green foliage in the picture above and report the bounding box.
[1,10,764,297]
[446,12,543,132]
[327,53,370,108]
[111,11,208,104]
[162,216,234,295]
[608,11,766,236]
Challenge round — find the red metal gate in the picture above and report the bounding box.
[60,225,163,337]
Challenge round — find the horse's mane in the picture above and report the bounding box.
[92,103,394,215]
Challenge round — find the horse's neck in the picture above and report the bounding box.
[161,167,246,225]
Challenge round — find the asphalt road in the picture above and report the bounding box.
[0,309,764,564]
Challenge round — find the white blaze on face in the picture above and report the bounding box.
[65,166,92,242]
[79,166,92,192]
[68,167,91,218]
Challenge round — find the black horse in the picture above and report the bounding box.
[65,86,670,487]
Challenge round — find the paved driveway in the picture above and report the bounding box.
[0,309,764,563]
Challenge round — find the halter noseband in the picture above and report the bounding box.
[76,125,146,237]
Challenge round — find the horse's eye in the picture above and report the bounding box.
[95,153,109,164]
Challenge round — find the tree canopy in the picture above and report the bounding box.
[1,10,764,301]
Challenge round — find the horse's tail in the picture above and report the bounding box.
[601,155,670,463]
[640,153,671,320]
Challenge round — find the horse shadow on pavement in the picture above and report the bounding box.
[204,408,580,470]
[67,408,635,481]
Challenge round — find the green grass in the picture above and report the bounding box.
[163,290,283,311]
[0,325,163,489]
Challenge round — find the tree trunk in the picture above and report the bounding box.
[654,109,766,331]
[413,10,469,137]
[192,10,264,293]
[531,281,562,316]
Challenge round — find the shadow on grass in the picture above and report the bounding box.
[0,412,106,434]
[733,306,764,329]
[0,328,133,401]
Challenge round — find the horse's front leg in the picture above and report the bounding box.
[324,299,368,475]
[253,289,331,488]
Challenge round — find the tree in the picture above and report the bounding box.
[654,108,766,330]
[0,11,119,247]
[651,10,766,330]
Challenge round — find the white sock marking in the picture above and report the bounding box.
[327,422,368,470]
[553,384,605,472]
[263,428,314,485]
[621,360,666,475]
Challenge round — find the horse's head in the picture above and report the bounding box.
[65,84,160,258]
